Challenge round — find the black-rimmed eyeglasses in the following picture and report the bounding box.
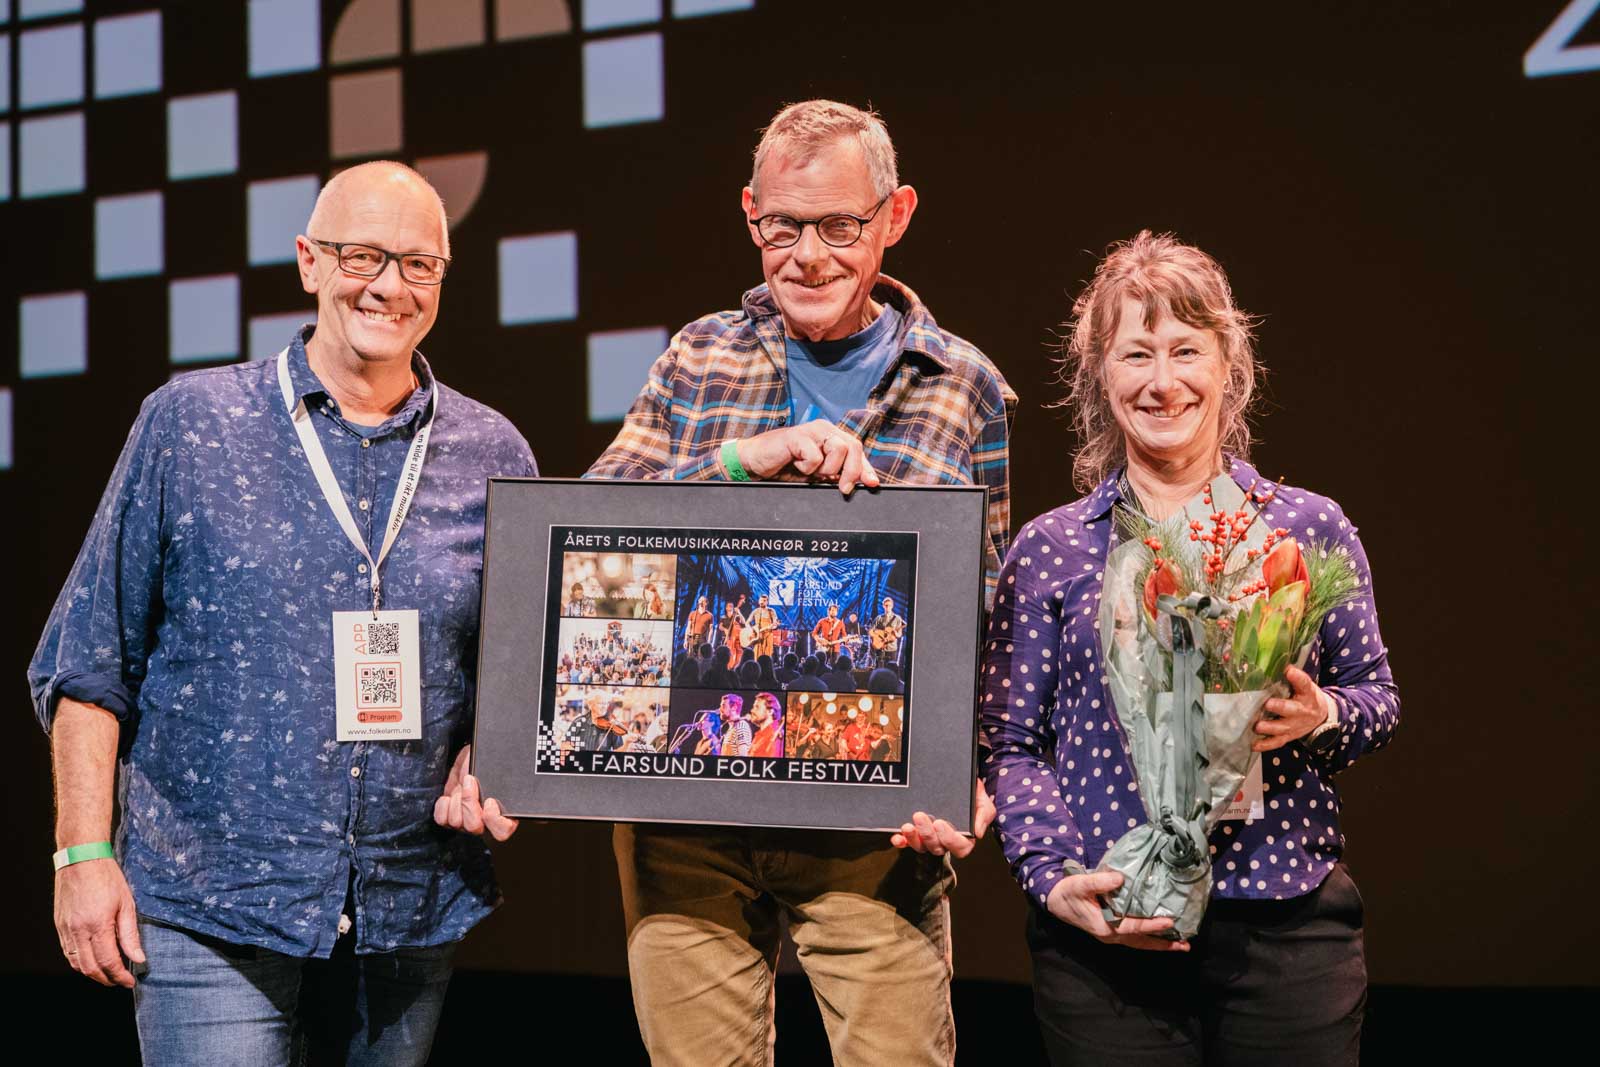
[310,239,450,285]
[747,194,891,248]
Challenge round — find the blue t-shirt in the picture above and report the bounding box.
[785,304,902,425]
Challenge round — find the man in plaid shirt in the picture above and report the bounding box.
[588,100,1013,1066]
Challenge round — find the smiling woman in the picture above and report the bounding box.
[981,231,1400,1064]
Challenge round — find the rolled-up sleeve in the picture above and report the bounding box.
[585,337,726,482]
[28,392,172,732]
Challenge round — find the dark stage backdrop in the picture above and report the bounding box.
[4,1,1596,990]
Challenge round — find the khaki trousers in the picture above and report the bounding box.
[615,823,957,1066]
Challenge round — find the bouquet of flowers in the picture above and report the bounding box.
[1093,475,1360,939]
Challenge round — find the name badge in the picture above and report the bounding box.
[333,610,423,741]
[1219,757,1265,822]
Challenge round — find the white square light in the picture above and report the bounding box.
[95,11,162,99]
[20,23,83,110]
[169,275,240,363]
[249,311,314,361]
[248,174,318,265]
[95,191,164,279]
[19,111,84,197]
[1,36,11,113]
[583,0,659,31]
[20,291,88,378]
[168,91,237,179]
[0,388,12,471]
[672,0,753,17]
[19,1,82,19]
[248,0,319,78]
[588,327,667,421]
[498,232,578,325]
[0,124,10,201]
[582,33,663,128]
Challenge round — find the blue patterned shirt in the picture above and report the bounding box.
[981,458,1400,907]
[28,330,537,957]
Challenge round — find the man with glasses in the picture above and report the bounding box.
[30,161,532,1066]
[587,100,1013,1066]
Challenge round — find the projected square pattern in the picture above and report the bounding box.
[2,0,760,473]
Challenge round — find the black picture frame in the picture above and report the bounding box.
[471,478,988,834]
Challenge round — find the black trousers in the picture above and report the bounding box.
[1028,863,1367,1066]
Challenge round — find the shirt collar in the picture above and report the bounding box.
[740,273,952,376]
[284,325,437,431]
[1082,454,1269,521]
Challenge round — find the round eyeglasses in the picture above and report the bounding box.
[311,239,450,285]
[747,194,891,249]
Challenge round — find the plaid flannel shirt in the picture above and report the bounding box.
[586,274,1016,603]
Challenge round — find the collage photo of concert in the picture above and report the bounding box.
[538,532,917,780]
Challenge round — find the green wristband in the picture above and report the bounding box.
[720,440,752,482]
[52,841,114,871]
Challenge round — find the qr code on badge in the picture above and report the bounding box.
[357,663,401,708]
[365,622,401,656]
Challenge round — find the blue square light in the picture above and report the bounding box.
[248,0,319,78]
[19,1,82,19]
[1,37,11,113]
[0,388,12,471]
[498,232,578,324]
[168,91,237,180]
[248,174,319,265]
[583,0,660,31]
[249,312,314,361]
[672,0,753,17]
[588,327,667,422]
[582,33,663,128]
[20,23,83,110]
[169,275,240,363]
[20,291,88,378]
[19,111,84,197]
[0,124,9,200]
[96,191,164,279]
[95,11,162,99]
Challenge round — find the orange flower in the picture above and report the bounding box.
[1260,537,1308,594]
[1142,558,1182,621]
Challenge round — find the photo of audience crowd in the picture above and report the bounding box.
[556,619,673,687]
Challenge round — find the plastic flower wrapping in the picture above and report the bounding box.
[1090,474,1361,940]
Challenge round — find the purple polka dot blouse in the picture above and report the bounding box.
[979,458,1400,906]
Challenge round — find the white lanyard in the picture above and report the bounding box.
[277,350,437,615]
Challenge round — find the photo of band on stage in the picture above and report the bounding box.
[536,527,917,783]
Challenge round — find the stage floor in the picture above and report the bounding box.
[5,972,1585,1063]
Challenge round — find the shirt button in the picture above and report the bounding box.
[350,766,361,778]
[346,833,355,845]
[361,439,372,449]
[358,563,368,574]
[358,499,370,511]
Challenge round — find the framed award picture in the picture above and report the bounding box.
[471,478,988,834]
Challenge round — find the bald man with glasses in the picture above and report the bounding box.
[31,161,532,1066]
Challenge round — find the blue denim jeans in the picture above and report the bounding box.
[132,917,455,1067]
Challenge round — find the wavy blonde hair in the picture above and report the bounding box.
[1056,230,1261,491]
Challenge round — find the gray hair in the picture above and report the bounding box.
[306,160,450,257]
[750,100,898,202]
[1055,231,1261,491]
